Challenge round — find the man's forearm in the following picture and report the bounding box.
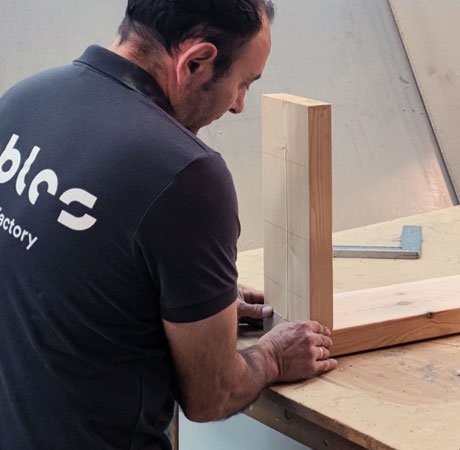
[165,304,336,423]
[178,341,279,422]
[219,343,280,419]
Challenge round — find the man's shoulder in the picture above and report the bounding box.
[1,64,76,98]
[0,55,231,220]
[0,57,211,161]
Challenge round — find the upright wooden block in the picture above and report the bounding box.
[263,94,333,329]
[262,95,460,356]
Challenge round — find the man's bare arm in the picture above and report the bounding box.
[163,301,336,422]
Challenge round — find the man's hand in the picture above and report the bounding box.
[259,320,338,382]
[164,299,337,422]
[237,284,273,325]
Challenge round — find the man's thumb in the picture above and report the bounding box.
[238,302,273,319]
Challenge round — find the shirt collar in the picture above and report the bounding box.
[74,45,174,116]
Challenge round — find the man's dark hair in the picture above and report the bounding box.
[118,0,275,79]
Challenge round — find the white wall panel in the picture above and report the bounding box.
[1,0,454,251]
[179,412,311,450]
[0,0,126,91]
[200,0,454,249]
[390,0,460,200]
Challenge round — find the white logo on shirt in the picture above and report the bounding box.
[0,133,98,231]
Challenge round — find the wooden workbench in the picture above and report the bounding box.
[237,206,460,450]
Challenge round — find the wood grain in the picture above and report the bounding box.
[309,104,333,329]
[333,307,460,356]
[246,390,367,450]
[238,206,460,294]
[267,334,460,450]
[335,274,460,327]
[263,94,333,329]
[332,275,460,355]
[238,207,460,449]
[333,205,460,292]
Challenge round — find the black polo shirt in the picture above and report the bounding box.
[0,46,240,450]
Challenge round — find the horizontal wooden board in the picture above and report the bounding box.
[333,205,460,292]
[238,206,460,449]
[334,274,460,327]
[241,206,460,292]
[332,308,460,356]
[246,390,367,450]
[269,334,460,450]
[241,207,460,356]
[332,275,460,355]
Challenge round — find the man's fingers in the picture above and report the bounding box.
[237,299,273,319]
[315,358,338,375]
[316,346,331,361]
[316,323,332,337]
[311,334,333,349]
[240,287,264,305]
[300,320,332,337]
[260,320,339,382]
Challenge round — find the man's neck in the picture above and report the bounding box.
[109,39,175,101]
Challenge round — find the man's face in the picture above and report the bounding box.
[178,17,272,134]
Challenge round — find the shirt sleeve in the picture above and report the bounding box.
[133,152,240,323]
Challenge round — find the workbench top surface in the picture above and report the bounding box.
[238,206,460,450]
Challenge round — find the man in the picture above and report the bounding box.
[0,1,337,449]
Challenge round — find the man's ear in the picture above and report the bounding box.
[176,42,218,85]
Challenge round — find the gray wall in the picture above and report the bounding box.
[0,0,125,87]
[199,0,454,249]
[2,0,454,252]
